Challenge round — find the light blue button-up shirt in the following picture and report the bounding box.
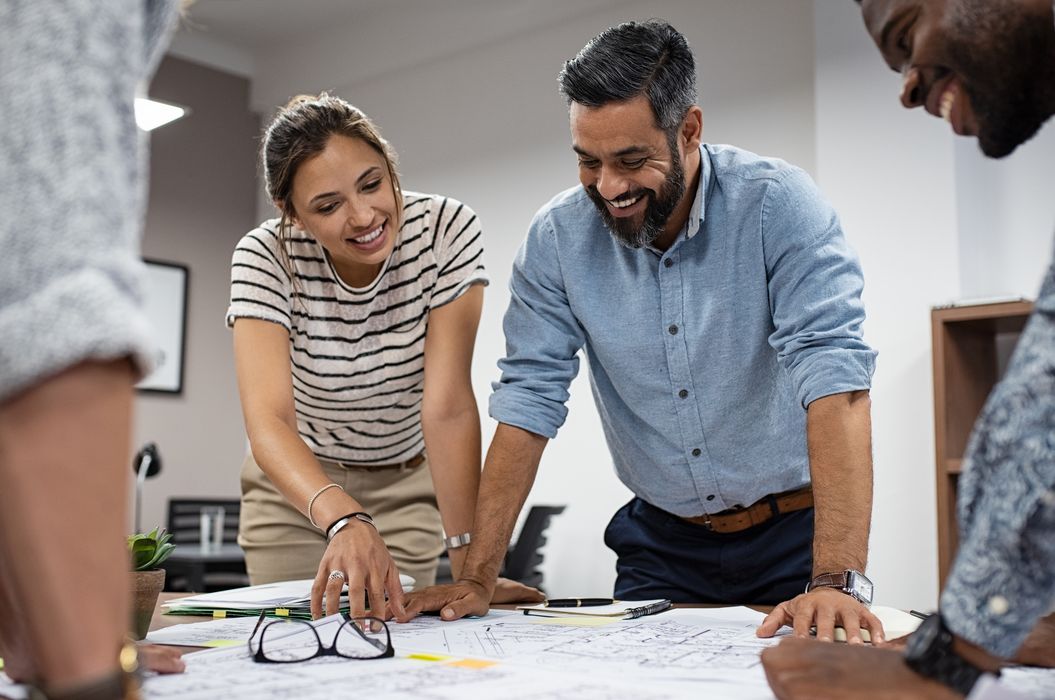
[490,144,876,517]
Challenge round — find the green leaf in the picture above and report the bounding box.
[127,526,175,570]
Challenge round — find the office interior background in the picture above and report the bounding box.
[134,0,1055,610]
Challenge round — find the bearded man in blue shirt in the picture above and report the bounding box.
[405,19,882,644]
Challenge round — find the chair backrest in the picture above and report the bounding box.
[502,505,566,591]
[166,498,241,546]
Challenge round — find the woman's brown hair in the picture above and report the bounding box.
[262,92,403,290]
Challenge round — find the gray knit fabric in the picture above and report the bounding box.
[0,0,179,402]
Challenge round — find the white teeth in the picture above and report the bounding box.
[940,86,955,122]
[609,194,643,209]
[353,223,383,244]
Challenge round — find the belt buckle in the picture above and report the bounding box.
[701,513,714,531]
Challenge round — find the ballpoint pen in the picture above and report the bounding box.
[543,598,616,608]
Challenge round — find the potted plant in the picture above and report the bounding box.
[128,527,176,639]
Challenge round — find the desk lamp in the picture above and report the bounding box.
[132,442,162,533]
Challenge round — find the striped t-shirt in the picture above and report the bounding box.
[226,191,488,465]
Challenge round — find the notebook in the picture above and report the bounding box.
[517,599,672,620]
[818,605,924,643]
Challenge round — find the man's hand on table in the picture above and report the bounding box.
[490,577,544,605]
[397,577,543,622]
[756,587,885,644]
[761,637,961,699]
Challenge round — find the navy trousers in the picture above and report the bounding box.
[604,497,814,605]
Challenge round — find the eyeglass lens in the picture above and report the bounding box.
[334,617,390,658]
[255,617,390,662]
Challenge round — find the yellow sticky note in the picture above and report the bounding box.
[212,610,227,619]
[274,608,290,617]
[529,616,617,627]
[407,653,450,662]
[203,639,242,648]
[446,658,497,669]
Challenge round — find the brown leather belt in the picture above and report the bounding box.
[681,486,813,533]
[336,452,425,471]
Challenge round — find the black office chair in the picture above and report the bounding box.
[501,505,565,591]
[163,498,249,592]
[435,505,566,593]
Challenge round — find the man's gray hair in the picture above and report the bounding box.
[558,19,698,134]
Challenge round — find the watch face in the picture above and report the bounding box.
[847,571,874,604]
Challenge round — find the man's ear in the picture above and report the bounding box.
[681,105,703,152]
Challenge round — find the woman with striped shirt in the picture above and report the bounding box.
[226,94,541,618]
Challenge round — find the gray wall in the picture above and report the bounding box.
[133,57,260,532]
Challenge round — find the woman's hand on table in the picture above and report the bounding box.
[310,521,405,621]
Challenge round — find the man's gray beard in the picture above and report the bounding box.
[588,148,686,249]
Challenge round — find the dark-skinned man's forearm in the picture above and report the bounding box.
[806,390,873,574]
[458,424,548,592]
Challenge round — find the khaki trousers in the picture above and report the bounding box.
[238,452,443,589]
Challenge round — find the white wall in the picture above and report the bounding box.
[955,124,1055,300]
[813,0,962,610]
[229,0,817,596]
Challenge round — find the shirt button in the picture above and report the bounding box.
[678,389,689,399]
[691,448,701,457]
[663,258,674,268]
[706,494,715,501]
[987,595,1010,616]
[668,324,679,335]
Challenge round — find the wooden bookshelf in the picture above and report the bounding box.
[931,299,1032,586]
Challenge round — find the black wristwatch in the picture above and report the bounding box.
[806,569,874,606]
[904,613,993,696]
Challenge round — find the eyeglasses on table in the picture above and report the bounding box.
[247,610,394,663]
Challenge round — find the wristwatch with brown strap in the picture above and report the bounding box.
[806,569,874,606]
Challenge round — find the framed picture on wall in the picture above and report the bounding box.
[136,259,189,395]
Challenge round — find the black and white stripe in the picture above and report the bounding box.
[226,191,488,464]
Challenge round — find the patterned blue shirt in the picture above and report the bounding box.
[941,251,1055,657]
[489,144,876,516]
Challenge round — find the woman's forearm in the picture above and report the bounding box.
[246,415,358,529]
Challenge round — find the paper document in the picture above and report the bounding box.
[144,616,265,647]
[161,576,415,619]
[137,608,784,699]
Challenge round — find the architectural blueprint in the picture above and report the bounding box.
[4,607,1053,699]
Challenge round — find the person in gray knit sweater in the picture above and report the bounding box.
[0,2,185,697]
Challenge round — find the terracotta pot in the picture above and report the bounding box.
[130,569,166,640]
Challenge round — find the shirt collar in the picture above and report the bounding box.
[684,144,709,240]
[647,144,708,253]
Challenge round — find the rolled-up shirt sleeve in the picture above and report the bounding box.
[488,210,585,439]
[941,265,1055,658]
[762,167,877,407]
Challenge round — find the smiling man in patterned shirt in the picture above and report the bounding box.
[762,1,1055,698]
